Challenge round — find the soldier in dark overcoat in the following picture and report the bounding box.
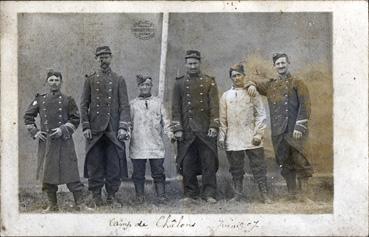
[172,50,219,203]
[247,53,313,201]
[24,70,90,212]
[80,46,131,207]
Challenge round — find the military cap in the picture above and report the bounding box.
[185,50,201,60]
[95,46,112,57]
[136,74,152,85]
[229,63,245,78]
[46,69,62,81]
[272,53,290,64]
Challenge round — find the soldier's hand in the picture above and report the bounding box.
[35,131,47,142]
[247,85,257,97]
[207,128,218,138]
[218,140,226,150]
[83,129,92,140]
[293,130,302,140]
[50,128,62,139]
[252,137,261,146]
[117,129,129,141]
[174,131,183,142]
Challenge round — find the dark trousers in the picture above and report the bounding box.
[182,137,217,199]
[131,158,166,185]
[42,181,84,193]
[273,136,313,179]
[226,148,267,184]
[86,135,121,195]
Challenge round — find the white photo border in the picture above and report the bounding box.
[1,1,368,236]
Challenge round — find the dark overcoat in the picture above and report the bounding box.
[253,73,311,165]
[80,67,130,178]
[171,72,220,175]
[24,92,81,184]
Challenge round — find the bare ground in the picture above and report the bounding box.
[19,176,333,214]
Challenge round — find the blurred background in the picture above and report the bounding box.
[18,13,332,191]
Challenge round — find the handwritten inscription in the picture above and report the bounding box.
[217,219,260,233]
[156,215,196,228]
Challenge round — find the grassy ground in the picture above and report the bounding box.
[19,175,333,214]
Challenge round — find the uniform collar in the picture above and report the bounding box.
[99,67,112,74]
[278,72,291,80]
[186,71,201,79]
[48,91,62,97]
[138,94,152,99]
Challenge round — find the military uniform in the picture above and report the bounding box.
[252,72,313,191]
[172,71,220,199]
[80,66,130,197]
[24,89,85,209]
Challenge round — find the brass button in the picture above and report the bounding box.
[58,122,62,124]
[97,104,100,107]
[109,82,112,84]
[97,81,100,84]
[187,94,190,97]
[200,93,203,95]
[200,84,203,87]
[186,86,189,89]
[188,102,191,105]
[97,97,100,99]
[97,111,100,114]
[200,109,204,111]
[200,100,203,103]
[96,88,99,91]
[58,108,62,111]
[107,112,110,115]
[59,96,62,99]
[108,97,111,99]
[59,115,62,118]
[200,77,203,80]
[58,101,62,104]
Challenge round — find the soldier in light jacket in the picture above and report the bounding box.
[218,64,272,204]
[129,74,172,204]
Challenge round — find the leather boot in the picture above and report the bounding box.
[297,177,315,203]
[285,174,298,201]
[229,179,243,202]
[73,191,94,211]
[155,182,167,203]
[43,192,59,213]
[107,193,122,208]
[91,189,103,208]
[134,182,145,204]
[258,181,272,204]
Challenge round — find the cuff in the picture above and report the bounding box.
[294,119,308,133]
[119,121,130,130]
[244,80,256,89]
[82,121,90,131]
[26,124,39,139]
[171,121,183,133]
[209,118,220,128]
[253,133,263,140]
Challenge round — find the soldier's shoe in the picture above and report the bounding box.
[297,194,315,204]
[42,204,59,213]
[73,191,94,212]
[135,195,145,205]
[204,197,217,204]
[260,192,273,204]
[107,195,122,208]
[228,194,242,202]
[179,197,198,205]
[43,192,59,213]
[280,193,299,202]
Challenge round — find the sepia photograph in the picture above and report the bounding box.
[1,1,368,236]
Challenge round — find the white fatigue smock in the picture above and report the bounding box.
[219,87,267,151]
[129,96,171,159]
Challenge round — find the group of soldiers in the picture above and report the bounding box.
[24,46,313,212]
